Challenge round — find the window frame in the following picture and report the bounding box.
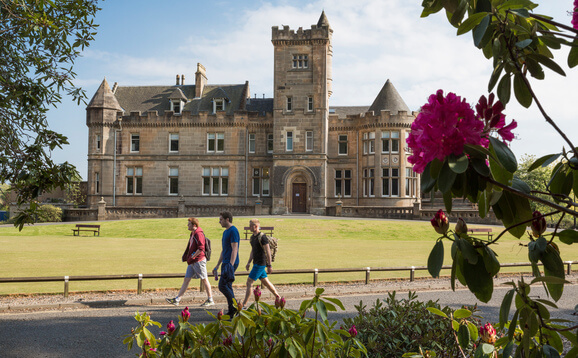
[286,131,293,152]
[207,133,225,153]
[363,168,375,197]
[292,54,309,69]
[95,172,100,194]
[306,131,313,152]
[213,98,225,113]
[169,133,179,153]
[286,96,292,112]
[267,133,274,154]
[248,133,256,153]
[382,167,400,197]
[96,134,101,151]
[202,167,229,196]
[334,169,352,197]
[338,134,348,155]
[307,96,313,112]
[169,167,179,195]
[126,166,143,195]
[130,134,140,153]
[252,167,270,197]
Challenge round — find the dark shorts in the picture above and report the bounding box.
[248,264,268,281]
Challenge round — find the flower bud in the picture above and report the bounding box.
[167,320,176,335]
[181,306,190,322]
[253,285,262,302]
[455,218,468,234]
[479,322,496,344]
[275,296,280,308]
[531,210,546,237]
[348,325,358,338]
[267,338,273,347]
[217,309,224,321]
[223,335,233,347]
[431,209,449,235]
[279,297,286,309]
[159,331,166,336]
[144,339,151,346]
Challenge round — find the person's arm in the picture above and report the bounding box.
[246,250,254,271]
[264,243,273,274]
[230,241,239,264]
[190,233,203,260]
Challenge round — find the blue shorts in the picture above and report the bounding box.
[248,264,268,281]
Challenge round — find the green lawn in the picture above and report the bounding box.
[0,217,576,295]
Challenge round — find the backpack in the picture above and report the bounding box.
[258,232,278,262]
[193,233,212,261]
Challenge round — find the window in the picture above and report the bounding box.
[307,96,313,112]
[131,134,140,152]
[267,134,274,153]
[363,132,375,154]
[286,131,293,151]
[213,98,225,113]
[292,54,309,68]
[363,168,375,197]
[382,168,399,197]
[252,167,270,196]
[169,168,179,195]
[126,167,143,195]
[96,134,101,151]
[203,167,229,196]
[405,167,418,197]
[171,100,182,114]
[95,172,100,194]
[286,97,292,112]
[382,131,400,153]
[248,133,256,153]
[335,170,352,197]
[169,133,179,152]
[338,134,348,155]
[306,131,313,151]
[207,133,225,153]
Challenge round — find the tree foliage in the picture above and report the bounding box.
[0,0,99,229]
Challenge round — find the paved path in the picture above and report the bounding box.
[1,280,577,358]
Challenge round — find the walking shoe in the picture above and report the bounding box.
[166,297,180,306]
[200,299,215,307]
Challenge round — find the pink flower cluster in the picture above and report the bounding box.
[431,209,449,235]
[572,0,578,30]
[479,322,497,344]
[253,285,262,302]
[407,90,517,173]
[275,296,286,309]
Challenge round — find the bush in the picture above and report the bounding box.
[36,204,62,223]
[343,291,479,357]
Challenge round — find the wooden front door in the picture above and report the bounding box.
[292,183,307,213]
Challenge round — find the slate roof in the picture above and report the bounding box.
[246,98,274,116]
[367,79,411,115]
[112,83,248,115]
[87,78,123,111]
[317,11,331,28]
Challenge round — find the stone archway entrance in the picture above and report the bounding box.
[292,183,307,213]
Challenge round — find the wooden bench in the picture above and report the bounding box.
[468,228,492,240]
[243,226,274,240]
[72,224,101,236]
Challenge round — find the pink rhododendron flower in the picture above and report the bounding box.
[431,209,450,235]
[348,325,358,338]
[181,306,190,322]
[407,90,485,173]
[475,93,517,143]
[144,339,151,346]
[167,320,176,335]
[479,322,497,344]
[531,211,547,237]
[223,335,233,347]
[573,0,578,30]
[159,331,166,336]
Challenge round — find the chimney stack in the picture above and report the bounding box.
[195,63,207,98]
[176,74,180,86]
[181,74,185,85]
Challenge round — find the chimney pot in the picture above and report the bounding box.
[181,74,185,85]
[176,74,180,86]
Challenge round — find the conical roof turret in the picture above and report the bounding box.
[317,11,331,28]
[87,78,123,111]
[368,79,410,115]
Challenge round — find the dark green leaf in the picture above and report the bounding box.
[508,309,519,341]
[457,324,470,348]
[569,39,578,68]
[531,276,570,285]
[427,306,448,318]
[513,73,532,108]
[458,238,478,265]
[488,63,504,91]
[528,153,560,171]
[533,53,566,76]
[443,190,453,213]
[489,137,517,173]
[525,57,545,80]
[461,251,494,302]
[420,162,437,194]
[515,39,532,48]
[482,246,500,276]
[448,153,469,173]
[478,189,489,218]
[467,321,479,341]
[464,143,492,158]
[457,12,488,35]
[500,289,515,329]
[541,245,565,301]
[438,161,457,193]
[511,177,531,194]
[497,74,511,104]
[543,344,561,358]
[428,240,445,278]
[471,158,491,177]
[450,0,468,27]
[510,8,530,17]
[558,229,578,245]
[473,14,491,47]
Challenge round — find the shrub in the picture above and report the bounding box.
[36,204,62,223]
[343,291,479,357]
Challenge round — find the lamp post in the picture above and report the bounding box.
[113,117,122,206]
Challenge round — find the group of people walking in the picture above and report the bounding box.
[166,212,279,317]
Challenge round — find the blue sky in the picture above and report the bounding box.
[47,0,578,179]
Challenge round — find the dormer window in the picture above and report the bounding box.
[170,99,183,114]
[213,98,225,113]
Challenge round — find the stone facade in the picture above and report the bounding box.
[85,12,420,215]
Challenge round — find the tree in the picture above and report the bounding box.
[414,0,578,356]
[0,0,100,229]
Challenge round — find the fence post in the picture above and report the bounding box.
[410,266,415,282]
[64,276,69,298]
[566,261,572,275]
[365,267,371,284]
[138,274,143,295]
[313,269,318,287]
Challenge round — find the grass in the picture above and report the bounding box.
[0,217,576,295]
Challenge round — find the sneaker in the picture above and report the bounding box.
[166,297,180,306]
[200,299,215,307]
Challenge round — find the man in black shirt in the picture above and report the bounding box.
[241,218,280,308]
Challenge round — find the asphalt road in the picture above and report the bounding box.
[1,285,577,358]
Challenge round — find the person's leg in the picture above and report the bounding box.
[167,265,193,305]
[202,277,213,299]
[260,277,280,299]
[243,276,256,307]
[218,275,235,315]
[176,277,192,298]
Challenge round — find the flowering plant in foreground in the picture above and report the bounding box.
[124,288,367,357]
[413,1,578,356]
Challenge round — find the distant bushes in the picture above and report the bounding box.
[36,204,63,223]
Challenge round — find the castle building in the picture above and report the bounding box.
[85,12,420,215]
